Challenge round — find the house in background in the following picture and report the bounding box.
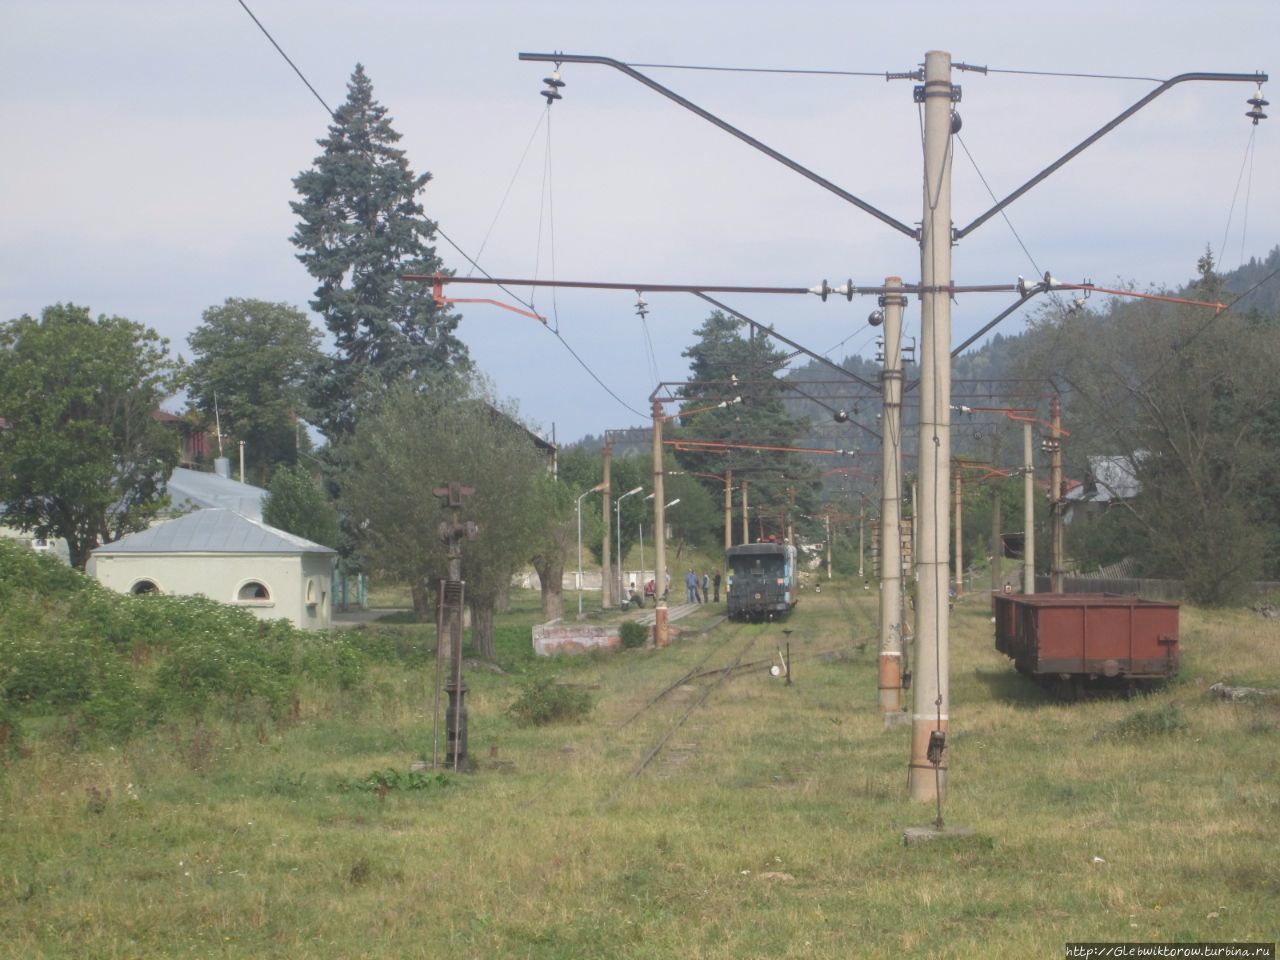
[151,409,216,469]
[165,463,266,520]
[1063,455,1142,525]
[90,508,336,629]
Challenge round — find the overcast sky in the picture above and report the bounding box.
[3,1,1276,444]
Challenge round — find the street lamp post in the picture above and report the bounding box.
[640,496,681,597]
[576,483,607,618]
[615,485,644,608]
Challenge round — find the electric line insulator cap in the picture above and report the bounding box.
[1246,95,1268,124]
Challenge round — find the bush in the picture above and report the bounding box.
[619,620,649,649]
[0,554,374,741]
[0,699,21,758]
[1098,702,1189,740]
[0,539,92,606]
[506,677,592,727]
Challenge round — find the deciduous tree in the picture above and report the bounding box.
[336,379,547,659]
[186,298,321,482]
[1021,253,1280,604]
[262,463,339,548]
[0,304,182,568]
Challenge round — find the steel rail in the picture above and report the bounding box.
[615,630,763,790]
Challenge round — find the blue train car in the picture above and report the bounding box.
[726,542,797,621]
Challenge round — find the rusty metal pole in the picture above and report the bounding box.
[723,470,733,559]
[601,440,613,610]
[432,482,476,773]
[859,499,867,578]
[909,50,954,806]
[1023,422,1035,595]
[652,401,670,647]
[879,276,905,714]
[910,479,919,584]
[1049,397,1065,593]
[991,485,1002,592]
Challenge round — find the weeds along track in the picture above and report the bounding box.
[831,581,879,648]
[605,622,771,800]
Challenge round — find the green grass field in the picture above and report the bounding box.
[2,580,1278,958]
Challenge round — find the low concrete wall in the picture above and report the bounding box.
[532,620,621,656]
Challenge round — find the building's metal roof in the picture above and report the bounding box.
[166,467,266,520]
[1064,456,1142,503]
[92,508,334,556]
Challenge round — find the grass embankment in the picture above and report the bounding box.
[2,546,1277,958]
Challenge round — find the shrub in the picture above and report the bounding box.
[340,769,452,793]
[1098,702,1188,740]
[0,539,92,606]
[619,621,649,650]
[506,677,592,727]
[0,699,20,757]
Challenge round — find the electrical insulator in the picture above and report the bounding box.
[634,293,648,320]
[927,730,946,765]
[541,69,565,105]
[1247,93,1269,124]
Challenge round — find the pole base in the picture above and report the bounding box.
[654,604,670,648]
[903,824,975,846]
[882,710,910,729]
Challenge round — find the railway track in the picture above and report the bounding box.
[604,620,818,800]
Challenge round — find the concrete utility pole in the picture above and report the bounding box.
[909,50,955,804]
[954,469,964,599]
[1023,422,1035,595]
[1049,397,1065,593]
[601,439,613,609]
[651,400,669,647]
[741,480,750,544]
[879,276,905,714]
[825,513,832,581]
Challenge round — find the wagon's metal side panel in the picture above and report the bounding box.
[993,592,1180,682]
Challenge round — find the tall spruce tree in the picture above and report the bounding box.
[291,64,469,438]
[675,311,819,542]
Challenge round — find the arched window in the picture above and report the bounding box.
[305,579,317,605]
[237,581,271,601]
[130,579,160,595]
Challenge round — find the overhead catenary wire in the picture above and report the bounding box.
[235,0,336,118]
[1218,125,1259,272]
[467,111,547,276]
[232,0,647,421]
[625,61,1166,84]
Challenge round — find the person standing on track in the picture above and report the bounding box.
[713,571,722,603]
[701,572,710,604]
[686,569,698,603]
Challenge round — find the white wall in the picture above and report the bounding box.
[94,551,332,630]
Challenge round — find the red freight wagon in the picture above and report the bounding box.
[993,593,1179,695]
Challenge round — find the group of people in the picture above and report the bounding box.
[684,569,721,604]
[623,568,723,608]
[625,572,670,609]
